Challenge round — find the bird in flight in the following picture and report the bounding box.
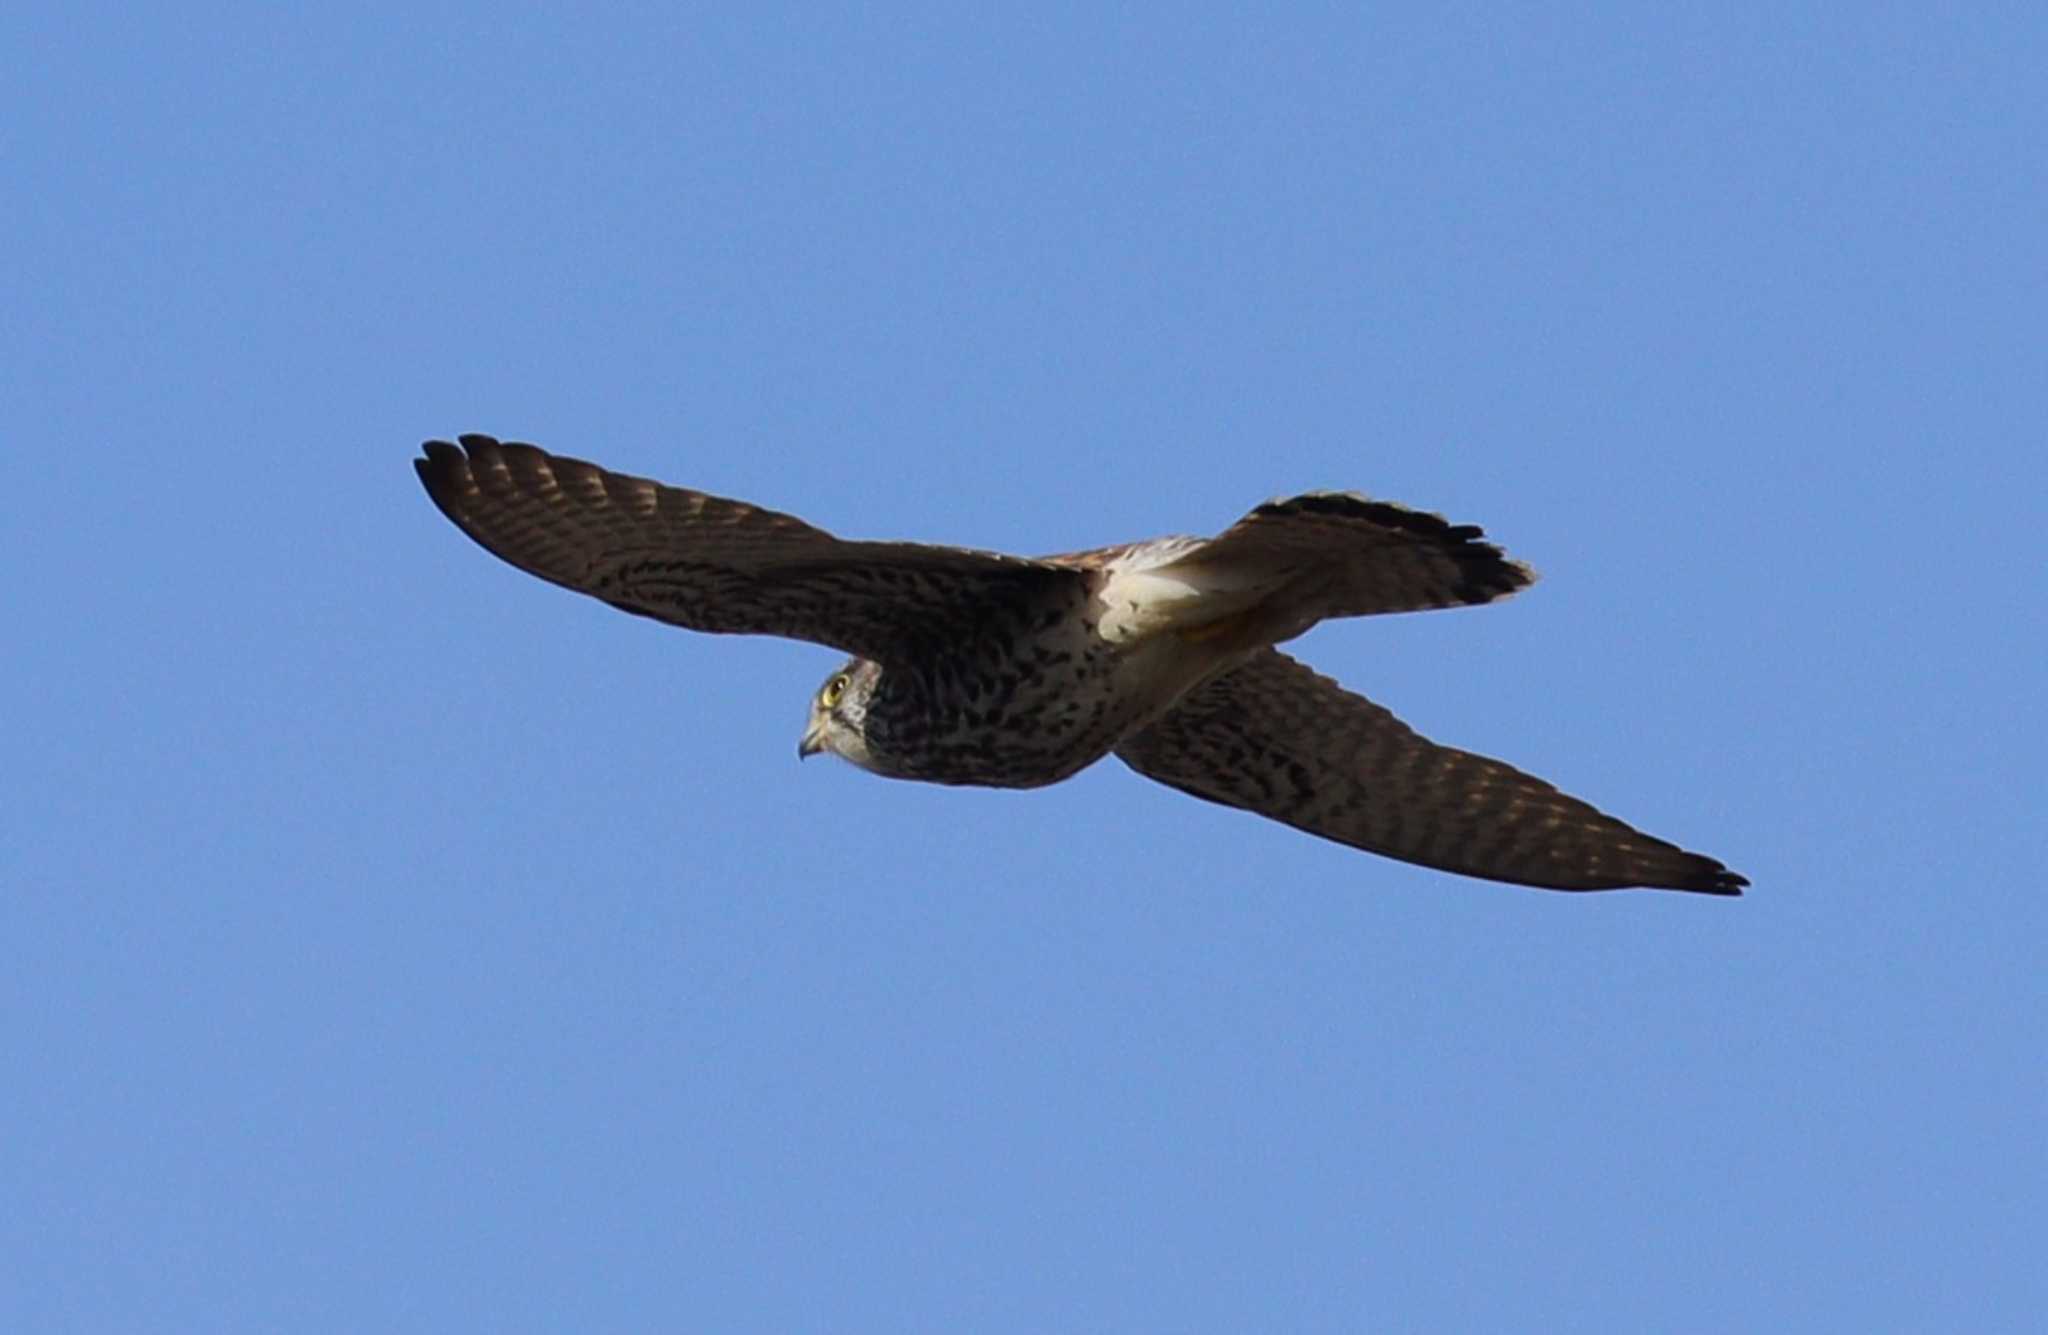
[416,435,1745,895]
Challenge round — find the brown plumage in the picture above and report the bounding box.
[417,434,1745,895]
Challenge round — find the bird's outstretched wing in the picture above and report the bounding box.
[1116,649,1746,893]
[1152,491,1536,620]
[416,435,1082,663]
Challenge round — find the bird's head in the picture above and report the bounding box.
[797,658,883,772]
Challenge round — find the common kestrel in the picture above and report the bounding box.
[417,435,1745,894]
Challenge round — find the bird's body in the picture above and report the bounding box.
[837,539,1282,788]
[417,435,1746,895]
[812,575,1127,788]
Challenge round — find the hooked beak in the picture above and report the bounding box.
[798,715,827,760]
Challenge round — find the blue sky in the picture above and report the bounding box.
[6,3,2043,1330]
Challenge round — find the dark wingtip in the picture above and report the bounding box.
[416,438,458,492]
[416,436,477,478]
[416,435,502,464]
[1676,862,1748,896]
[415,435,507,523]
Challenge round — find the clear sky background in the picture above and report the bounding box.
[6,4,2043,1331]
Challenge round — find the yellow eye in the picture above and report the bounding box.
[820,674,849,708]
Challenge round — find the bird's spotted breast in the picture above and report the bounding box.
[856,580,1194,788]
